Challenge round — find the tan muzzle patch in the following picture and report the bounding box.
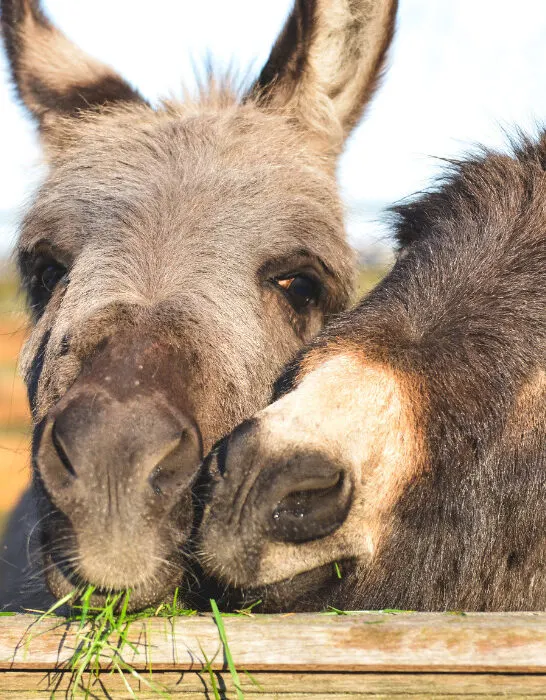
[253,352,426,585]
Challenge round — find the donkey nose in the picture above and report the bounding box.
[37,389,202,503]
[267,458,353,544]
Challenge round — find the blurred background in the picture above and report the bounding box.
[1,0,546,532]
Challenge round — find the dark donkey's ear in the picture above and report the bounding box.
[249,0,397,158]
[1,0,144,131]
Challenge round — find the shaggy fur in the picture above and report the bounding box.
[197,135,546,612]
[0,0,397,610]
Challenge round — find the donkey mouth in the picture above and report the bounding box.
[203,560,348,614]
[43,552,185,612]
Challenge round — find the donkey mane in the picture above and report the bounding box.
[391,132,546,251]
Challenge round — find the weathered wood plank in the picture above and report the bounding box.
[2,670,546,697]
[2,613,546,674]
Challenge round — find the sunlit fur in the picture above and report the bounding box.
[198,136,546,612]
[0,0,397,610]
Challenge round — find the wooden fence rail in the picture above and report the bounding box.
[1,612,546,697]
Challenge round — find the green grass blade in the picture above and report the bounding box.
[113,661,137,699]
[199,644,221,700]
[232,599,262,616]
[119,589,131,624]
[77,584,95,632]
[325,605,348,615]
[243,669,264,691]
[35,590,76,623]
[210,598,244,700]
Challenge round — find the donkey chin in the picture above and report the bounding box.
[40,504,192,610]
[35,465,196,611]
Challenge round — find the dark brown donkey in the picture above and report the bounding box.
[198,136,546,612]
[0,0,397,610]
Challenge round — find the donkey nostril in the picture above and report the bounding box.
[273,471,342,519]
[271,468,351,544]
[51,418,77,478]
[273,471,342,518]
[148,424,202,497]
[35,378,205,518]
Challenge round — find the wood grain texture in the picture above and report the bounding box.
[2,612,546,674]
[2,671,546,697]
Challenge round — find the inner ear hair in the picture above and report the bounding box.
[248,0,398,155]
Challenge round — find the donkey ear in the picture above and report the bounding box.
[249,0,397,156]
[1,0,144,127]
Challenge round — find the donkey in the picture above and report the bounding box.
[0,0,398,610]
[197,135,546,612]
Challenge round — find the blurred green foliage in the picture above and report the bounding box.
[355,265,390,299]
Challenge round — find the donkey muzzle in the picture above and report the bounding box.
[33,332,203,599]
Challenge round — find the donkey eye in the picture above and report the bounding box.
[275,275,320,312]
[30,257,68,304]
[41,264,65,291]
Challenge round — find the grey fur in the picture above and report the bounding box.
[0,0,397,609]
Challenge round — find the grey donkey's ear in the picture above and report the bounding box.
[249,0,397,157]
[1,0,144,128]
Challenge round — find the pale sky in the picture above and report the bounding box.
[1,0,546,253]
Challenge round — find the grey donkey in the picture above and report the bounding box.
[0,0,398,610]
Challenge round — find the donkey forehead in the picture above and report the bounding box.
[19,105,343,261]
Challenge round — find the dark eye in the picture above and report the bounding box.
[29,257,68,306]
[275,275,320,312]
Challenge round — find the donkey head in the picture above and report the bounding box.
[2,0,397,607]
[197,139,546,612]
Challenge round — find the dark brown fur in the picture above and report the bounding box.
[197,135,546,612]
[0,0,397,610]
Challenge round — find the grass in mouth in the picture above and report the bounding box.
[28,586,197,699]
[27,586,254,699]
